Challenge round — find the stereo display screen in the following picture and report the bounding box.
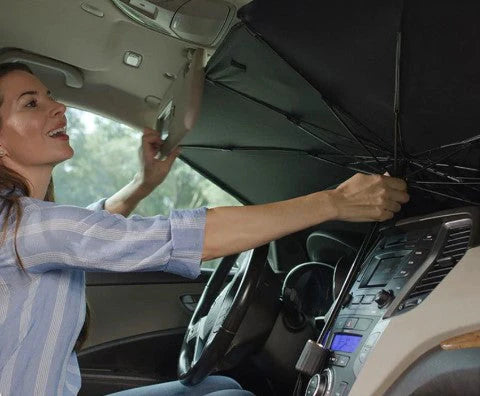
[367,257,399,287]
[330,333,363,353]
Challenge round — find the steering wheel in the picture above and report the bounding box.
[178,244,270,385]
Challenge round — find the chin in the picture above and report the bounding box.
[52,148,75,166]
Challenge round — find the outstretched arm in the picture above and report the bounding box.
[202,173,409,260]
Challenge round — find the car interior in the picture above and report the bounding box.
[1,0,480,395]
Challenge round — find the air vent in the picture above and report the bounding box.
[407,224,471,300]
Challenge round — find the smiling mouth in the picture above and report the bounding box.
[48,126,68,138]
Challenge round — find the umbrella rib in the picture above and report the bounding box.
[393,31,406,177]
[205,79,347,142]
[181,144,387,161]
[408,160,462,182]
[205,79,389,167]
[293,122,380,173]
[410,185,480,206]
[326,102,389,174]
[434,163,480,174]
[406,137,480,179]
[411,181,480,185]
[180,144,375,174]
[300,118,392,154]
[411,133,480,157]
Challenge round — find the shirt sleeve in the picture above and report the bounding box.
[12,197,206,279]
[85,198,108,212]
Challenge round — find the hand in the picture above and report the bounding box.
[330,173,409,222]
[136,127,181,192]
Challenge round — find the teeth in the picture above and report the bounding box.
[48,127,67,137]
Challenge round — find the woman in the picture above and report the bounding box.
[0,63,408,395]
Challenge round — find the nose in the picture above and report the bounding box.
[49,100,66,118]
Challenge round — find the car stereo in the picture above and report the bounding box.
[304,207,479,396]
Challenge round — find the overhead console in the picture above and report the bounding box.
[303,207,479,396]
[111,0,237,46]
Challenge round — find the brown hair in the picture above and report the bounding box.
[0,63,39,270]
[0,63,89,352]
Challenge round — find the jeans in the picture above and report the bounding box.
[106,376,255,396]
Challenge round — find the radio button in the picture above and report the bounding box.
[394,269,410,278]
[413,248,429,258]
[345,318,358,329]
[424,233,434,240]
[361,294,376,304]
[355,318,372,331]
[335,355,350,367]
[406,257,417,266]
[351,295,363,304]
[390,277,408,292]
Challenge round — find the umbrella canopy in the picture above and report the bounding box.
[182,0,480,216]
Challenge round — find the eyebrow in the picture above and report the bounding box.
[17,90,51,100]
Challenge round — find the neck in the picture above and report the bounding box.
[4,161,53,199]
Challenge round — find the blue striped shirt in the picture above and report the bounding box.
[0,196,206,395]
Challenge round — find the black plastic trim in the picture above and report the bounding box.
[85,268,229,286]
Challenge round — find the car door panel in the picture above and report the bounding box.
[78,269,232,395]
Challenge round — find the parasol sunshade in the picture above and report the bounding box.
[181,0,480,216]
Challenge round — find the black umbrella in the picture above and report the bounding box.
[182,0,480,215]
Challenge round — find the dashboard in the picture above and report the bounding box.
[302,207,480,396]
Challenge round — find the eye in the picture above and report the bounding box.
[25,99,37,108]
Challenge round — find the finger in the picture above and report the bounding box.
[142,135,163,144]
[141,140,162,160]
[383,199,402,213]
[371,207,394,222]
[380,210,395,221]
[386,188,410,204]
[142,126,158,135]
[382,175,407,191]
[142,127,166,143]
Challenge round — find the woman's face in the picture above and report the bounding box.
[0,70,73,172]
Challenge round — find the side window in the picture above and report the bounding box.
[53,108,242,269]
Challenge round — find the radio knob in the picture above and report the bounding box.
[375,289,394,308]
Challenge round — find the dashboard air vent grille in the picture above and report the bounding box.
[407,224,471,299]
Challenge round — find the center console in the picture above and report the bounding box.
[304,207,479,396]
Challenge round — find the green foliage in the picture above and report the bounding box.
[53,108,241,269]
[54,108,240,213]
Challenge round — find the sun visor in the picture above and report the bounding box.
[155,48,205,159]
